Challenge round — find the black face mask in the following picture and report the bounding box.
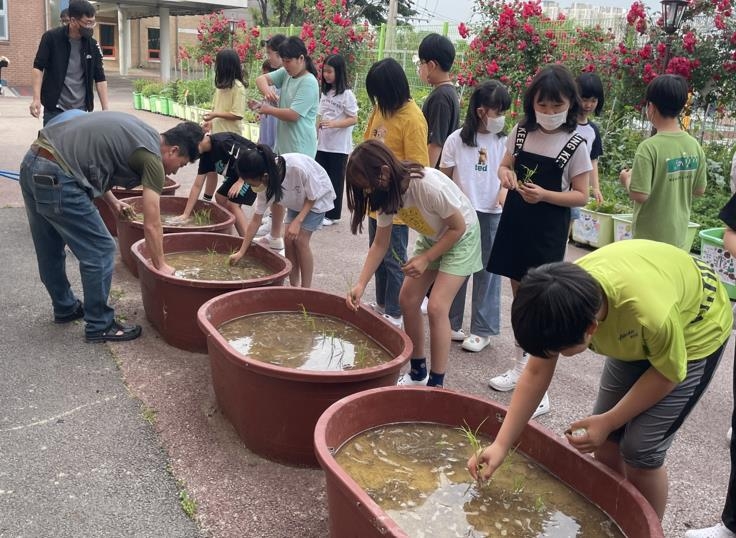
[79,27,94,39]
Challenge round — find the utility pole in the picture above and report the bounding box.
[386,0,398,52]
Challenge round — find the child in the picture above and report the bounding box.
[619,74,706,251]
[345,139,482,388]
[229,144,335,288]
[316,54,358,226]
[486,65,592,417]
[362,58,430,328]
[175,132,256,235]
[251,36,320,252]
[256,59,279,150]
[576,72,605,204]
[417,33,460,169]
[442,80,511,353]
[200,49,247,209]
[468,240,732,521]
[685,195,736,538]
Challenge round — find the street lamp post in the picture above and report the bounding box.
[660,0,688,70]
[228,19,237,49]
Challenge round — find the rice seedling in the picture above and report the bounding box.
[192,208,212,226]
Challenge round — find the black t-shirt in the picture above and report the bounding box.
[422,83,460,168]
[589,121,603,161]
[197,132,256,184]
[719,193,736,229]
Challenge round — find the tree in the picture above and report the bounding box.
[346,0,418,26]
[252,0,308,26]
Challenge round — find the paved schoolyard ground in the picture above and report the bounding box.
[0,73,732,537]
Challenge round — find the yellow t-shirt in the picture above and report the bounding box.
[577,240,732,382]
[364,100,429,223]
[211,80,246,137]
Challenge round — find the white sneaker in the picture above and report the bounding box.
[532,392,550,419]
[382,313,403,328]
[684,523,736,538]
[322,217,337,226]
[488,356,527,392]
[255,214,272,237]
[462,334,491,353]
[451,328,466,342]
[420,296,428,315]
[367,302,385,315]
[257,233,284,250]
[397,372,429,386]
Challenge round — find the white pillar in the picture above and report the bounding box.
[117,7,129,76]
[159,7,171,82]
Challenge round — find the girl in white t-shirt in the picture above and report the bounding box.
[230,144,335,288]
[316,54,358,226]
[441,80,511,354]
[345,139,482,388]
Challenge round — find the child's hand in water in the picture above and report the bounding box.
[346,284,364,311]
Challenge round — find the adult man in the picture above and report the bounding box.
[60,9,70,26]
[30,0,107,125]
[19,112,204,343]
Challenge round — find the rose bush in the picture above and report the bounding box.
[187,11,262,71]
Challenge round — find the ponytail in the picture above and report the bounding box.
[236,144,284,203]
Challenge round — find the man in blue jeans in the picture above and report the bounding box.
[19,111,204,343]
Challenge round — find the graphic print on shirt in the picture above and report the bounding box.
[397,206,435,237]
[475,147,489,172]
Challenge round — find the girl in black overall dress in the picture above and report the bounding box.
[486,65,592,417]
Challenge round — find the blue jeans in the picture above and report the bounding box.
[20,150,116,334]
[449,211,501,337]
[368,218,408,318]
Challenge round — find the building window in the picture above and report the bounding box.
[0,0,8,41]
[99,23,115,58]
[147,28,160,61]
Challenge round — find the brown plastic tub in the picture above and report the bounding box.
[117,196,235,277]
[132,232,290,353]
[95,177,180,236]
[197,287,413,467]
[314,387,664,538]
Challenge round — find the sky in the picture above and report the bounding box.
[418,0,663,25]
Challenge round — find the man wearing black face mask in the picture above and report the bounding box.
[30,0,108,125]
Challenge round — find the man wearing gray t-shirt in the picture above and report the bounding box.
[30,0,108,125]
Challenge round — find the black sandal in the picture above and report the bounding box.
[85,320,142,343]
[54,300,84,324]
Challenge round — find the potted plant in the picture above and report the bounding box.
[131,232,291,352]
[572,198,633,248]
[132,79,147,110]
[314,387,663,537]
[196,287,413,466]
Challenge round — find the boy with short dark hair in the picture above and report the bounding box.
[417,33,460,169]
[619,74,706,251]
[467,239,732,521]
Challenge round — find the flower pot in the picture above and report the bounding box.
[172,102,183,118]
[116,196,235,277]
[184,105,196,122]
[314,387,664,538]
[149,95,160,113]
[197,287,413,466]
[141,96,151,111]
[614,214,700,251]
[94,177,180,237]
[133,92,142,110]
[699,227,736,300]
[163,97,174,116]
[572,208,615,248]
[250,124,260,142]
[131,233,291,352]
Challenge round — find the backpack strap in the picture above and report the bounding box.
[555,133,584,169]
[513,126,528,157]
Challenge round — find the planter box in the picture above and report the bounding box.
[116,196,235,277]
[572,208,615,248]
[614,214,700,251]
[149,95,160,113]
[699,228,736,300]
[249,124,260,142]
[197,287,413,466]
[141,96,151,111]
[133,92,142,110]
[315,387,663,538]
[132,233,291,352]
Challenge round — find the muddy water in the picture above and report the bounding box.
[132,211,212,226]
[167,250,271,281]
[218,311,392,371]
[335,423,625,538]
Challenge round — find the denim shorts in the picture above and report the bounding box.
[412,221,483,277]
[593,342,726,469]
[285,208,324,232]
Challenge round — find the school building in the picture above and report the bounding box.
[0,0,254,89]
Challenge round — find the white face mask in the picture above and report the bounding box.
[250,183,266,193]
[485,116,506,134]
[536,109,568,131]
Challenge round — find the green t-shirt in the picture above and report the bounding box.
[268,67,319,156]
[128,148,165,194]
[577,240,732,382]
[629,131,707,250]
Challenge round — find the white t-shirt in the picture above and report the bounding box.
[376,167,478,242]
[575,122,596,158]
[506,125,592,190]
[440,129,506,214]
[253,153,336,215]
[317,89,359,155]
